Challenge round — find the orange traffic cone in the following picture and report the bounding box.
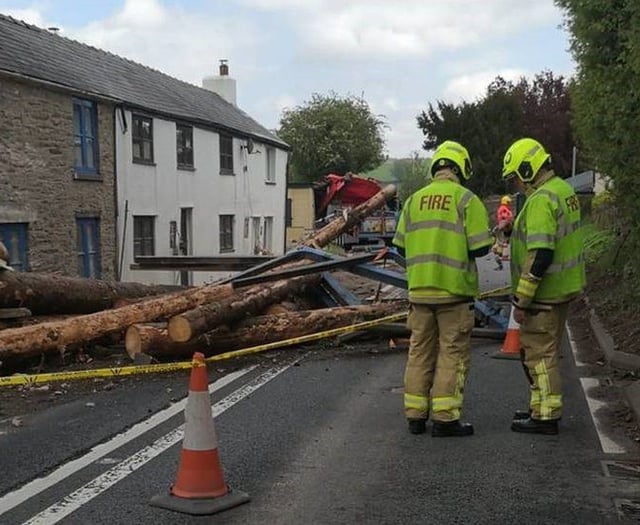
[150,352,250,515]
[492,307,521,360]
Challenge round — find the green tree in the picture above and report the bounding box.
[395,154,432,203]
[278,93,387,183]
[416,72,574,197]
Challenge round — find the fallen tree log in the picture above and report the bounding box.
[0,284,234,359]
[0,185,397,361]
[0,272,183,314]
[168,274,321,342]
[304,184,397,248]
[126,303,401,359]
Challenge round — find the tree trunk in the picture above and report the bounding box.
[127,304,400,359]
[0,284,234,359]
[0,187,395,361]
[168,274,320,342]
[0,272,184,314]
[304,184,397,248]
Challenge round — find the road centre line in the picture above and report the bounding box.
[0,366,255,517]
[22,361,298,525]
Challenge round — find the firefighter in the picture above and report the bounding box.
[393,141,492,436]
[492,195,514,270]
[502,138,586,435]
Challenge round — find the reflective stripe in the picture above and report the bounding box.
[457,190,474,216]
[404,393,429,411]
[534,361,563,419]
[547,253,585,274]
[432,396,462,411]
[468,231,492,247]
[530,389,541,406]
[558,220,582,238]
[183,391,218,451]
[405,219,463,234]
[406,253,474,271]
[526,233,555,245]
[516,278,538,298]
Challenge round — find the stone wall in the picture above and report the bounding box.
[0,75,117,279]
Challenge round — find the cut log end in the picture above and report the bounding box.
[125,325,142,359]
[167,315,193,343]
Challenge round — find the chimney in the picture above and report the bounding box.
[202,59,237,106]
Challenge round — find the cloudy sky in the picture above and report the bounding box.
[1,0,574,158]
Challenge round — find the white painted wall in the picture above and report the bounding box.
[116,110,288,285]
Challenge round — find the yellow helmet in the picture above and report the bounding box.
[502,138,551,182]
[500,195,512,205]
[430,140,473,180]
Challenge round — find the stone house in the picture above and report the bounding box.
[0,14,289,283]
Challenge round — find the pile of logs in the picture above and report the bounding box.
[0,185,401,370]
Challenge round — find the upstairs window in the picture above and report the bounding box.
[220,134,234,174]
[219,214,234,252]
[133,216,155,256]
[176,124,194,169]
[73,99,99,176]
[132,115,153,163]
[266,147,276,183]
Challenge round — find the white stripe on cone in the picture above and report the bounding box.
[183,391,218,451]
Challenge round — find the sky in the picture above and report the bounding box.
[0,0,575,158]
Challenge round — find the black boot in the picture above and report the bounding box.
[513,409,531,420]
[408,419,427,435]
[511,417,559,435]
[431,420,474,437]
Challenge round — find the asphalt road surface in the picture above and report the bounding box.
[1,254,639,524]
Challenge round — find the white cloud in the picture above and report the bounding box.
[443,68,527,103]
[3,7,47,26]
[63,0,260,87]
[239,0,561,60]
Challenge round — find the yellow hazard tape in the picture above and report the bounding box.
[0,312,408,387]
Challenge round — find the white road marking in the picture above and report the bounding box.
[579,377,627,455]
[566,324,587,366]
[0,366,254,517]
[22,362,298,525]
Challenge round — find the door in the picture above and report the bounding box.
[179,208,192,286]
[251,217,261,255]
[77,217,101,278]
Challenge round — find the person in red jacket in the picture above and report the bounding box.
[492,195,514,270]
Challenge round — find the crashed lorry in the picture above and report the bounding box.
[313,173,399,250]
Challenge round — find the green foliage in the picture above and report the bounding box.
[278,92,387,183]
[396,154,432,203]
[416,71,574,197]
[556,0,640,226]
[582,223,615,265]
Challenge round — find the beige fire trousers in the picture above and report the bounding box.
[519,303,569,420]
[404,301,475,422]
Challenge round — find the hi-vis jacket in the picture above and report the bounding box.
[511,175,586,302]
[393,176,492,303]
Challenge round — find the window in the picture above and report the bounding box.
[176,124,194,168]
[266,147,276,183]
[133,216,155,257]
[0,223,28,271]
[219,214,234,252]
[73,99,99,176]
[132,115,153,163]
[262,216,273,253]
[77,217,101,278]
[219,134,234,174]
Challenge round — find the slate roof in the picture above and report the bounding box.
[0,14,288,149]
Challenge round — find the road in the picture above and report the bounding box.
[1,254,639,524]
